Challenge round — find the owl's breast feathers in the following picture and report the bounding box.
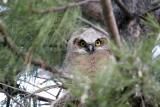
[65,51,114,74]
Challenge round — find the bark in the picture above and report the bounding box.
[76,0,158,42]
[100,0,122,48]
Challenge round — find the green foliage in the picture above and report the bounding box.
[0,2,81,103]
[66,20,160,106]
[68,41,156,106]
[0,47,21,84]
[0,0,160,107]
[144,14,160,33]
[2,0,80,65]
[0,0,81,81]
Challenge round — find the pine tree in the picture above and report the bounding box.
[0,0,160,107]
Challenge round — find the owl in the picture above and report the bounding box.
[51,28,115,107]
[64,28,115,77]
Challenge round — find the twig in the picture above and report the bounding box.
[100,0,122,48]
[30,0,99,14]
[51,91,76,107]
[24,85,63,99]
[0,82,54,102]
[142,5,160,16]
[114,0,133,19]
[5,92,25,107]
[138,5,160,20]
[18,79,57,98]
[77,16,109,37]
[6,95,11,107]
[114,0,160,21]
[33,75,50,81]
[56,88,63,99]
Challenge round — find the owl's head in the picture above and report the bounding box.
[67,28,109,54]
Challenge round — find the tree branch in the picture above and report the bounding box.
[142,5,160,16]
[100,0,122,48]
[51,91,77,107]
[30,0,99,14]
[5,92,25,107]
[138,5,160,21]
[114,0,133,19]
[77,16,109,37]
[0,21,68,79]
[0,82,54,103]
[114,0,160,21]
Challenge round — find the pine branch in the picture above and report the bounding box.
[100,0,122,48]
[0,21,25,58]
[5,0,157,28]
[138,5,160,20]
[30,0,99,14]
[114,0,160,21]
[142,5,160,16]
[77,16,109,37]
[0,21,68,79]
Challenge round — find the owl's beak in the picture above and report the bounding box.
[86,44,95,54]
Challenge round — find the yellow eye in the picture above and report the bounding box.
[79,40,86,47]
[95,40,102,46]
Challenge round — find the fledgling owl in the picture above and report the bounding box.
[64,28,115,76]
[51,28,115,107]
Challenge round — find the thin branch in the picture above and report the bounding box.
[56,88,63,99]
[5,92,25,107]
[33,76,51,81]
[6,95,11,107]
[51,91,76,107]
[77,16,109,37]
[0,82,54,102]
[114,0,160,21]
[24,84,63,99]
[100,0,122,48]
[142,5,160,16]
[114,0,133,19]
[30,0,99,14]
[138,5,160,20]
[18,79,59,98]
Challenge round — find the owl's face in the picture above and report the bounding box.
[67,28,109,54]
